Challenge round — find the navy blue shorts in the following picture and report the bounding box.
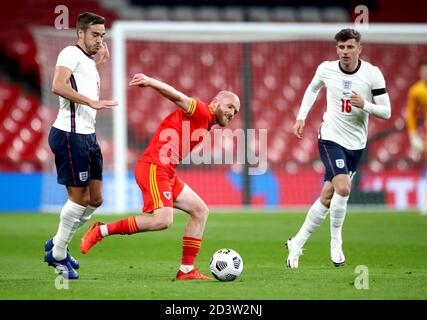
[48,127,103,187]
[318,139,364,182]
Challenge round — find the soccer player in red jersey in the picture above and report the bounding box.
[80,73,240,280]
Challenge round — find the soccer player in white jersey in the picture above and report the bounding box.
[286,28,391,268]
[44,12,117,279]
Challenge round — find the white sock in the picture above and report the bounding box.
[330,193,349,245]
[179,265,194,273]
[100,224,109,237]
[78,205,98,229]
[52,200,86,261]
[294,198,329,248]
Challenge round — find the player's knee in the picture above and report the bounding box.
[156,215,174,230]
[90,197,103,208]
[201,205,209,219]
[335,185,351,197]
[157,220,173,230]
[67,187,90,207]
[193,204,209,221]
[74,198,90,207]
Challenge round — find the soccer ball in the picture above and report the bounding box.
[209,248,243,281]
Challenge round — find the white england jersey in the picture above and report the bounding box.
[53,45,100,134]
[298,59,387,150]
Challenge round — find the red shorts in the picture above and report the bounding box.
[134,161,185,213]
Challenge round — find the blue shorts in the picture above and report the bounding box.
[318,139,364,182]
[48,127,103,187]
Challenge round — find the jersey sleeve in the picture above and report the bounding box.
[406,86,418,134]
[184,97,198,117]
[310,62,326,89]
[370,66,387,95]
[363,66,391,120]
[56,46,79,72]
[183,98,210,120]
[296,62,325,120]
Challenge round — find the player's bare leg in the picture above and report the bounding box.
[80,207,174,254]
[287,182,333,268]
[134,207,174,231]
[80,184,210,279]
[173,184,211,280]
[174,185,209,239]
[77,180,103,229]
[329,174,351,267]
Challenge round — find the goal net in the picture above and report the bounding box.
[33,22,427,213]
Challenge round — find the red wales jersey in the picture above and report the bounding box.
[140,98,215,169]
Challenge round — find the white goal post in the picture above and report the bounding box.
[111,22,427,213]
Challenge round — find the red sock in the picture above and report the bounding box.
[181,237,202,266]
[106,216,139,235]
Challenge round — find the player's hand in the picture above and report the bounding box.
[410,132,425,152]
[293,119,305,139]
[129,73,151,87]
[350,91,365,108]
[89,99,118,110]
[95,42,110,69]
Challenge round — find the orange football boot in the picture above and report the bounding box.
[176,266,212,280]
[80,221,104,254]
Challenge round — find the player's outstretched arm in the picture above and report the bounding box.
[52,66,117,110]
[129,73,190,110]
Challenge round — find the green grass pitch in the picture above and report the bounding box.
[0,211,426,300]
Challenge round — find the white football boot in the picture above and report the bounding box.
[330,240,345,267]
[286,238,303,268]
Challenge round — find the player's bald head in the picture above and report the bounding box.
[214,91,240,110]
[215,90,238,100]
[210,91,240,127]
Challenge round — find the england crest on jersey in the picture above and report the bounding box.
[342,80,352,96]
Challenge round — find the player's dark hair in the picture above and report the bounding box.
[334,29,361,43]
[420,59,427,67]
[76,12,105,32]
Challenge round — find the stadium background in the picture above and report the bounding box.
[0,0,426,213]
